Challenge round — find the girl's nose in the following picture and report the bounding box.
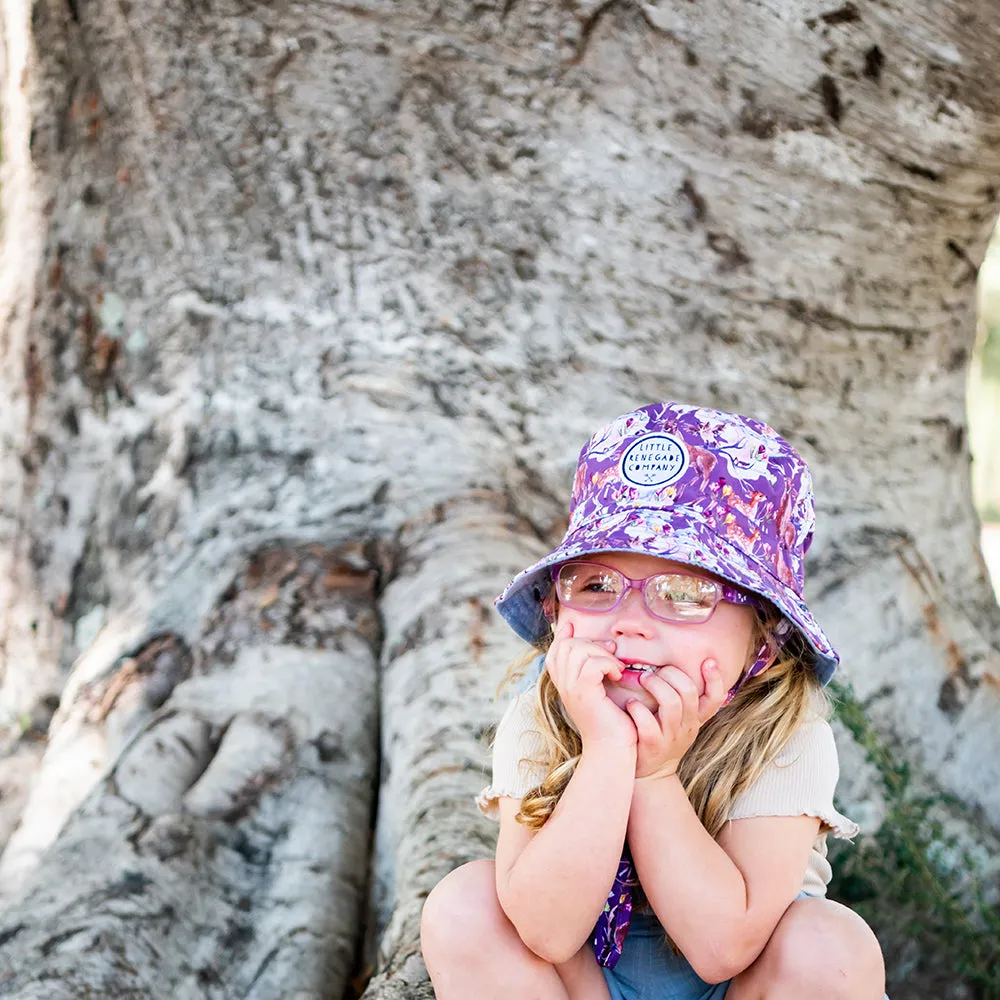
[611,590,656,639]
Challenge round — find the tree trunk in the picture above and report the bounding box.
[2,0,999,995]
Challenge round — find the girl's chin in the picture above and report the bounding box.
[604,683,658,713]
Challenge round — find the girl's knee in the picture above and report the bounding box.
[756,898,884,997]
[421,859,502,961]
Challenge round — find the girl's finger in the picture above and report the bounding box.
[624,699,660,743]
[642,666,695,715]
[697,659,726,721]
[545,622,573,681]
[544,644,566,683]
[578,649,623,683]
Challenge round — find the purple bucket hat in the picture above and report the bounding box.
[495,401,838,685]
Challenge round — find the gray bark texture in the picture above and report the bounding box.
[0,0,999,996]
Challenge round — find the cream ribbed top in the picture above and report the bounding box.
[477,687,859,898]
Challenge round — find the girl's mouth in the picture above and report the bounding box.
[617,663,659,688]
[619,661,660,676]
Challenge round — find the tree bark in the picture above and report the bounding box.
[1,0,1000,995]
[0,544,381,998]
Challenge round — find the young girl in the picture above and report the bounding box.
[421,402,886,1000]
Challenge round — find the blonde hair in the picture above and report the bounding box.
[510,607,826,839]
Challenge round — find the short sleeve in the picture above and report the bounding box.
[475,689,550,820]
[729,716,860,840]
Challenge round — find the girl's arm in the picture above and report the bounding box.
[628,776,820,983]
[494,737,636,965]
[493,621,638,964]
[623,661,825,983]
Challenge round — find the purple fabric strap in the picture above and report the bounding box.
[593,848,639,969]
[724,617,794,704]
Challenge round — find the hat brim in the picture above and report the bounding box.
[494,507,838,685]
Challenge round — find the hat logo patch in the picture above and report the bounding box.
[620,433,689,487]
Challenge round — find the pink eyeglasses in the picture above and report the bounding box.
[551,561,761,625]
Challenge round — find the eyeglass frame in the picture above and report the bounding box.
[549,560,763,625]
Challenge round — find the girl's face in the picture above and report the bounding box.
[552,552,756,714]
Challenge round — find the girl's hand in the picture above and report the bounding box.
[627,658,726,780]
[544,621,637,750]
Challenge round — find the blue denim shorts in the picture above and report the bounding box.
[600,902,890,1000]
[599,909,729,1000]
